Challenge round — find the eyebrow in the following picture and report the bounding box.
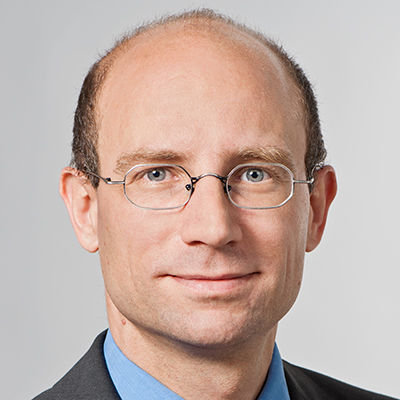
[114,149,190,175]
[234,146,296,173]
[113,146,296,176]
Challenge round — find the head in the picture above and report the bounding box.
[60,10,336,350]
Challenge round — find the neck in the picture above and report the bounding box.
[106,295,277,400]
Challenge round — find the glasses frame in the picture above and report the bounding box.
[85,162,320,210]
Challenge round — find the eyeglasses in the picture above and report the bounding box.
[85,163,319,210]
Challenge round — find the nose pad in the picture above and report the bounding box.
[188,173,230,197]
[185,181,230,195]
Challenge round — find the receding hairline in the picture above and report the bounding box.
[102,10,278,64]
[93,10,303,117]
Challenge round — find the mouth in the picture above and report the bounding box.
[164,272,259,293]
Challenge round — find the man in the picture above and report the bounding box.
[34,9,396,400]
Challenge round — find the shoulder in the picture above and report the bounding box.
[283,360,398,400]
[32,331,120,400]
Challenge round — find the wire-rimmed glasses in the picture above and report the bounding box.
[85,163,317,210]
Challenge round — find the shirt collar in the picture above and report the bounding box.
[104,329,290,400]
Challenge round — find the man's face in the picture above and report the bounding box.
[95,30,311,348]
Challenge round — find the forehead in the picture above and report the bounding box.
[96,24,306,174]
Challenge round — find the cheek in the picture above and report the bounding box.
[278,201,309,301]
[245,201,308,258]
[244,202,308,293]
[96,197,179,321]
[97,193,177,288]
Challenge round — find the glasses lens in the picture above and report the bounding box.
[227,164,293,209]
[124,165,192,209]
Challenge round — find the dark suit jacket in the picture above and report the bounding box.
[33,331,398,400]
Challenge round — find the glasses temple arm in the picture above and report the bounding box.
[293,163,325,185]
[84,170,124,185]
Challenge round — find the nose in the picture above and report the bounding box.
[179,175,243,248]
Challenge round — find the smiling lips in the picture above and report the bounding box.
[167,272,258,293]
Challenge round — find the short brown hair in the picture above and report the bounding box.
[71,9,326,187]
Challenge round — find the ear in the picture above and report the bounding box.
[306,165,337,252]
[59,167,99,252]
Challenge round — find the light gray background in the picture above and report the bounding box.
[1,1,399,399]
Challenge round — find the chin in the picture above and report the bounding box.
[157,308,272,352]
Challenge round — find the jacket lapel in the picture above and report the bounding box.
[36,330,121,400]
[283,361,310,400]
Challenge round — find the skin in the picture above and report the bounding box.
[60,23,337,400]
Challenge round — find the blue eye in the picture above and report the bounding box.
[245,169,264,182]
[147,168,166,181]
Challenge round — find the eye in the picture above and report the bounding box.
[146,168,167,181]
[242,168,270,182]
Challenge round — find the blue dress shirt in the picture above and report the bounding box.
[104,330,290,399]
